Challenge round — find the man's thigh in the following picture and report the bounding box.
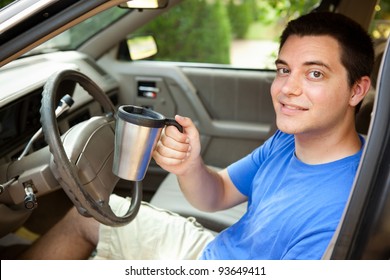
[93,195,214,260]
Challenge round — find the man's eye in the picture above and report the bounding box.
[309,71,323,79]
[277,68,289,75]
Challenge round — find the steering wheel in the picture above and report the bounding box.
[40,69,142,226]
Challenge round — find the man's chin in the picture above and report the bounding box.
[275,122,302,135]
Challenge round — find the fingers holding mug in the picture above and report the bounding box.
[154,136,190,164]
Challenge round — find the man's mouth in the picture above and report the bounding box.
[282,103,308,110]
[280,102,308,111]
[279,102,309,114]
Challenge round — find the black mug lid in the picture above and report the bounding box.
[117,105,166,128]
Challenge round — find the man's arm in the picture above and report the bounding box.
[152,115,247,212]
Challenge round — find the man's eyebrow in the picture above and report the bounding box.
[274,59,332,71]
[275,59,287,65]
[303,60,332,70]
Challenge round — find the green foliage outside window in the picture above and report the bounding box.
[227,0,254,39]
[0,0,13,8]
[134,0,231,64]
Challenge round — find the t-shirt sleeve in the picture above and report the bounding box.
[227,130,283,197]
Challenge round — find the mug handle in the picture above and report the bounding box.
[165,118,183,133]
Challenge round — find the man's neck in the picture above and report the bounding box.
[294,128,363,165]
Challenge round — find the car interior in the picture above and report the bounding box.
[0,0,389,259]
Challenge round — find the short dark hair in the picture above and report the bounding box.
[279,12,374,88]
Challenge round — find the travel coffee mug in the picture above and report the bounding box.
[112,105,183,181]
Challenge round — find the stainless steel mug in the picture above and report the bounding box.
[112,105,183,181]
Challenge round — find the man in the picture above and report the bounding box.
[20,12,374,259]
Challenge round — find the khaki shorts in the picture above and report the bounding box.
[92,194,214,260]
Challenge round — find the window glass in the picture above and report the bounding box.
[371,0,390,42]
[0,0,14,8]
[24,7,128,56]
[132,0,320,69]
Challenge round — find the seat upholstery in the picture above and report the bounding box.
[150,169,247,232]
[356,40,385,135]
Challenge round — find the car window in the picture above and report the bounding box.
[23,6,129,56]
[130,0,320,69]
[371,0,390,42]
[0,0,13,8]
[366,0,390,87]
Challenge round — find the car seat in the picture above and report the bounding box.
[356,40,385,135]
[150,166,246,233]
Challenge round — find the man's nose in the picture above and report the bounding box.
[281,75,302,96]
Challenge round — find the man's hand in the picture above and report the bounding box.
[153,115,202,176]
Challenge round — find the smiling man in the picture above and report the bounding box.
[20,12,374,260]
[272,35,368,164]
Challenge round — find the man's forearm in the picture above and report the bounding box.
[177,160,225,212]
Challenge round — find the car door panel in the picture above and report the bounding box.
[99,56,275,191]
[181,67,275,167]
[182,67,275,123]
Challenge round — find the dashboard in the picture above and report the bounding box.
[0,88,46,160]
[0,51,120,164]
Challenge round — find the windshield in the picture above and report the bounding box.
[23,6,129,56]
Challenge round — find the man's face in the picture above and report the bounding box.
[271,35,354,137]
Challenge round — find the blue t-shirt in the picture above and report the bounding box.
[200,130,363,260]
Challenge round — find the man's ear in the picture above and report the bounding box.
[350,76,372,106]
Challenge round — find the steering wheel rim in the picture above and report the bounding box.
[40,69,142,226]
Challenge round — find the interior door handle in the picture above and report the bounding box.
[138,86,160,93]
[138,86,159,98]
